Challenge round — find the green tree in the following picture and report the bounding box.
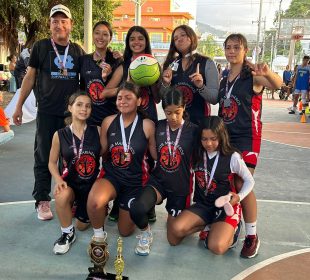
[284,0,310,18]
[0,0,120,55]
[197,34,224,58]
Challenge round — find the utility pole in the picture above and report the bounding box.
[274,0,283,62]
[261,17,266,61]
[131,0,146,26]
[84,0,92,53]
[255,0,263,63]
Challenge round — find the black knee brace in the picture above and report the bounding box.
[130,186,157,229]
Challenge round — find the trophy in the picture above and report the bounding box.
[87,236,129,280]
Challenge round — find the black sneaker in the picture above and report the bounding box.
[147,207,157,223]
[288,110,296,114]
[229,221,242,249]
[53,228,76,255]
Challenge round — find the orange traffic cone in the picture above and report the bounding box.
[298,100,303,111]
[300,113,307,123]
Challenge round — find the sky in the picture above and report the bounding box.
[194,0,292,35]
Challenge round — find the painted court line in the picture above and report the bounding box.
[262,139,310,150]
[231,248,310,280]
[263,130,310,135]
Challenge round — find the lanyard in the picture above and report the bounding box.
[203,151,219,196]
[51,39,69,70]
[70,124,87,160]
[166,120,184,158]
[225,74,240,100]
[169,50,197,70]
[120,114,138,153]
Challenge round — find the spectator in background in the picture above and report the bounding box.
[7,55,17,93]
[283,65,293,86]
[221,63,230,79]
[14,47,31,89]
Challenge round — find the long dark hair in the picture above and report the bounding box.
[223,33,251,80]
[163,25,198,71]
[123,26,152,62]
[65,91,92,125]
[162,87,189,121]
[192,116,238,166]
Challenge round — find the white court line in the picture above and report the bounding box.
[231,248,310,280]
[259,157,309,163]
[1,199,309,206]
[262,139,310,150]
[263,130,310,135]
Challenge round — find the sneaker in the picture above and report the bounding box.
[229,221,242,249]
[288,110,296,114]
[199,230,209,241]
[240,234,260,258]
[147,207,157,223]
[36,201,53,220]
[53,228,76,255]
[108,201,119,222]
[135,230,153,256]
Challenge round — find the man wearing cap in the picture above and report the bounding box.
[13,4,85,220]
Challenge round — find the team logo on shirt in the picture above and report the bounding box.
[195,170,217,193]
[140,87,150,110]
[75,154,96,178]
[159,145,182,171]
[111,145,131,168]
[220,98,238,123]
[176,85,193,107]
[88,80,106,105]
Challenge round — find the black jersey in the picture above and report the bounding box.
[58,125,100,189]
[103,114,149,188]
[171,55,210,125]
[123,59,158,122]
[80,52,122,126]
[193,153,233,207]
[151,120,197,196]
[218,73,262,152]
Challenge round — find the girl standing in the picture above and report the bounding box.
[161,25,219,125]
[218,33,282,258]
[49,92,101,255]
[79,21,123,126]
[86,82,156,250]
[168,116,254,255]
[129,87,197,256]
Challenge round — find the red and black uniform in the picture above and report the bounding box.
[58,125,100,223]
[103,114,149,210]
[189,152,241,229]
[80,51,122,126]
[123,59,158,123]
[147,120,197,217]
[218,72,262,168]
[171,55,211,125]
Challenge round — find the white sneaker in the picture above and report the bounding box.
[135,230,153,256]
[36,201,53,220]
[53,228,76,255]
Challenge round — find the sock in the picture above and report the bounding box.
[93,227,106,238]
[203,225,211,232]
[245,222,257,236]
[61,224,74,234]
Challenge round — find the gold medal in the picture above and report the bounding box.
[124,152,131,162]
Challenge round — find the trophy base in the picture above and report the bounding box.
[86,271,129,280]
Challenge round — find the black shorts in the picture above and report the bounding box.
[188,201,241,229]
[104,174,143,211]
[147,176,189,217]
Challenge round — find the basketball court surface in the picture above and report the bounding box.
[1,96,309,280]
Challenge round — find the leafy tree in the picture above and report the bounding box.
[197,34,224,58]
[284,0,310,18]
[0,0,120,55]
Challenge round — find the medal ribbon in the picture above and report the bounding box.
[51,38,69,71]
[166,120,184,158]
[70,125,87,160]
[203,151,219,196]
[120,114,139,153]
[225,74,240,100]
[169,50,198,69]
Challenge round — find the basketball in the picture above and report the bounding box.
[129,54,160,86]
